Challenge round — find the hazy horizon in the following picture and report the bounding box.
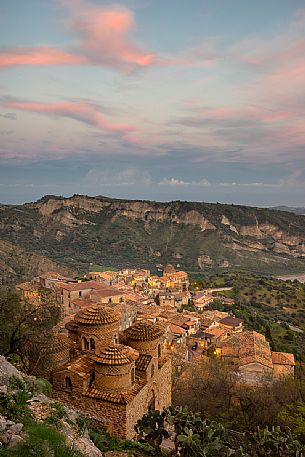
[1,192,304,210]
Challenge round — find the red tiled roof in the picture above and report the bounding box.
[71,298,95,308]
[169,324,186,335]
[218,331,273,369]
[208,327,226,338]
[91,289,124,298]
[219,316,243,327]
[57,281,109,292]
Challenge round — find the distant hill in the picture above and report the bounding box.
[271,206,305,216]
[1,194,305,280]
[0,239,73,286]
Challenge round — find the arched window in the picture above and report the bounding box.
[90,338,95,350]
[108,298,112,303]
[82,337,87,351]
[148,390,156,412]
[158,343,161,358]
[87,372,95,386]
[65,377,72,392]
[131,368,135,383]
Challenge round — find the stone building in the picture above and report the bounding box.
[52,305,171,439]
[216,331,295,385]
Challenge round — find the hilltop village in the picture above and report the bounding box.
[17,265,295,438]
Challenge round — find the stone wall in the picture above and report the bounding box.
[273,363,294,378]
[53,389,127,438]
[126,358,172,439]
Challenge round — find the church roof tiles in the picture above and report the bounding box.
[74,305,120,326]
[136,354,152,371]
[95,346,131,366]
[124,320,165,342]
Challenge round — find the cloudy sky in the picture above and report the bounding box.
[1,0,305,206]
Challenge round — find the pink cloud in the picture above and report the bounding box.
[184,106,294,125]
[0,47,85,67]
[0,1,218,72]
[2,100,136,137]
[67,3,155,70]
[0,2,155,72]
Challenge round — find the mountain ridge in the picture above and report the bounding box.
[1,194,305,279]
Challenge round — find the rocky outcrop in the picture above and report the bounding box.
[0,356,23,386]
[2,194,305,275]
[0,357,102,457]
[0,414,25,448]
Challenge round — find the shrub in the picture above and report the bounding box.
[6,422,84,457]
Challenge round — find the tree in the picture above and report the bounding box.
[0,288,62,374]
[173,358,237,422]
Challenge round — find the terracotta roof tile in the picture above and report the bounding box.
[85,378,146,405]
[75,305,120,326]
[55,354,94,378]
[219,316,243,327]
[57,281,108,292]
[65,320,79,332]
[218,331,273,369]
[124,321,165,342]
[169,324,187,335]
[51,334,71,354]
[91,289,124,298]
[95,346,131,366]
[136,354,152,371]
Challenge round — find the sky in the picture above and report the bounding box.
[1,0,305,206]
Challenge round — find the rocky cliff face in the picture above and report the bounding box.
[1,194,305,276]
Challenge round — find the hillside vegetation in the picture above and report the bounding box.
[1,195,305,281]
[194,272,305,360]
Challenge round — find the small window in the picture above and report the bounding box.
[82,337,87,351]
[108,298,112,303]
[90,338,95,350]
[65,377,72,392]
[151,364,155,377]
[158,343,161,358]
[79,291,82,297]
[131,368,135,383]
[114,335,118,344]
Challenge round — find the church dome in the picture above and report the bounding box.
[164,264,176,275]
[75,305,120,326]
[95,346,131,366]
[124,321,165,342]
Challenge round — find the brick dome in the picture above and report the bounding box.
[65,320,79,332]
[124,321,165,342]
[95,346,131,366]
[51,334,71,354]
[75,305,120,326]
